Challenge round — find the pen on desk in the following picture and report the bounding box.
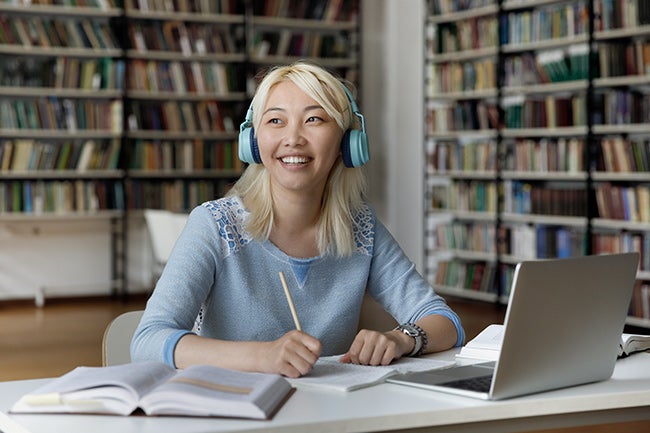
[279,271,302,331]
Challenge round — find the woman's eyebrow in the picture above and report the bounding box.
[262,105,325,116]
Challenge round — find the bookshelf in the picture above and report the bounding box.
[424,0,500,303]
[424,0,650,329]
[247,0,361,87]
[0,0,127,296]
[0,0,363,300]
[123,0,247,212]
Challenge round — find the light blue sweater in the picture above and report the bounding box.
[131,196,464,367]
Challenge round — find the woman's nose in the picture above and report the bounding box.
[284,123,306,146]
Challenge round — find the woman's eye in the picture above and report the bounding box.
[306,116,322,123]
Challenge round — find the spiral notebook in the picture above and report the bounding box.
[387,253,639,400]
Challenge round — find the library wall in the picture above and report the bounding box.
[0,1,427,301]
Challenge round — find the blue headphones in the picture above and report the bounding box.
[238,85,369,168]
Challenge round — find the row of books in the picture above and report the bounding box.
[0,98,122,132]
[501,1,590,45]
[126,0,242,14]
[129,139,242,171]
[426,58,496,94]
[432,180,498,213]
[592,230,650,272]
[503,46,589,86]
[0,16,117,50]
[629,281,650,320]
[0,138,121,172]
[595,183,650,222]
[502,94,586,129]
[428,139,496,173]
[595,0,650,30]
[503,181,588,217]
[426,100,498,134]
[0,180,124,214]
[127,100,234,132]
[127,21,240,55]
[127,60,242,95]
[596,137,650,173]
[0,57,124,90]
[502,91,649,129]
[430,16,498,55]
[593,90,650,125]
[433,221,496,253]
[498,224,586,260]
[251,0,358,22]
[504,137,585,173]
[5,0,118,7]
[250,30,351,59]
[125,179,232,212]
[434,259,497,294]
[597,40,650,78]
[428,0,493,16]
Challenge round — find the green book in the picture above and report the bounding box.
[56,142,72,170]
[12,181,22,212]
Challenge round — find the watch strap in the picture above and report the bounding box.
[395,323,428,357]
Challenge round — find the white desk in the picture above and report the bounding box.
[1,351,650,433]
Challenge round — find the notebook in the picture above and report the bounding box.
[387,253,639,400]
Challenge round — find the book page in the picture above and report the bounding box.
[456,324,504,362]
[140,364,291,417]
[11,362,175,415]
[620,333,650,357]
[289,356,453,392]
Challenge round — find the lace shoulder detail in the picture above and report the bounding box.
[202,197,253,256]
[352,204,375,255]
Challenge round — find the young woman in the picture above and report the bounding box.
[131,61,464,378]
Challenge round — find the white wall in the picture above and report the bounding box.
[0,1,426,301]
[363,0,425,269]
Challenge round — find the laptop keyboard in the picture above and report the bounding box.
[440,375,493,393]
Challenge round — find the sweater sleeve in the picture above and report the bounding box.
[367,219,465,347]
[130,205,220,366]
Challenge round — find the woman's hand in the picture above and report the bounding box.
[259,330,322,378]
[339,328,413,366]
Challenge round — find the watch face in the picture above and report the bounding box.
[400,325,419,337]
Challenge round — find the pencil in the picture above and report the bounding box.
[278,271,302,331]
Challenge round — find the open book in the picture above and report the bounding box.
[11,361,292,420]
[458,324,650,362]
[619,333,650,358]
[455,324,503,362]
[289,355,453,392]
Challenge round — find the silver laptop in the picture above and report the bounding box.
[387,253,639,400]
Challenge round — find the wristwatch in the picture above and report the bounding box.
[394,323,428,357]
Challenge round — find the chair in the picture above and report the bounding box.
[143,209,189,285]
[102,310,144,366]
[359,293,398,331]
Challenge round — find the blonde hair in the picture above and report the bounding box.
[228,61,367,256]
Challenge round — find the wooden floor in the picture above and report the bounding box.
[0,295,505,381]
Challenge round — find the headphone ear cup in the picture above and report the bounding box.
[238,126,261,164]
[341,129,369,168]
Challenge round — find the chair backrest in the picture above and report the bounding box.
[102,310,144,366]
[143,209,189,266]
[358,293,397,332]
